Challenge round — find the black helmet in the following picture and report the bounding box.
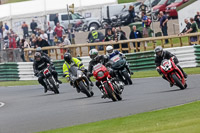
[34,52,42,62]
[155,46,163,57]
[89,49,98,59]
[64,53,72,63]
[36,47,42,53]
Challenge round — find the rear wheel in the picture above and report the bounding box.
[49,77,59,94]
[172,74,185,90]
[104,82,117,101]
[79,81,92,97]
[123,71,132,85]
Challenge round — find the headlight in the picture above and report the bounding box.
[171,7,176,10]
[97,71,104,78]
[78,74,82,78]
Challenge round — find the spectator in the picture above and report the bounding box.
[104,25,112,36]
[21,22,29,38]
[32,37,38,48]
[127,5,135,24]
[0,25,3,34]
[194,11,200,29]
[46,27,55,46]
[40,30,48,41]
[0,31,2,50]
[9,34,17,48]
[15,34,20,48]
[30,19,38,34]
[2,27,9,49]
[129,25,142,52]
[4,23,9,30]
[139,2,148,13]
[142,12,149,38]
[159,11,169,44]
[37,36,49,54]
[104,28,114,42]
[115,27,128,53]
[19,39,28,62]
[179,19,191,35]
[63,35,71,46]
[185,18,198,45]
[54,13,59,26]
[54,23,64,42]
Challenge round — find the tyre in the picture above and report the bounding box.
[104,82,117,101]
[49,77,59,94]
[172,74,185,90]
[89,23,99,31]
[123,71,132,85]
[79,81,91,97]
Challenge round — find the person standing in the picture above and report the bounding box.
[9,34,17,48]
[54,23,64,42]
[179,19,191,35]
[159,11,169,44]
[30,19,38,34]
[40,30,48,41]
[139,2,148,13]
[54,14,59,26]
[185,18,198,45]
[37,36,49,54]
[129,25,142,52]
[46,27,55,46]
[21,22,29,38]
[194,11,200,29]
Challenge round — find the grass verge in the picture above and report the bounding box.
[38,100,200,133]
[1,67,200,87]
[118,0,136,4]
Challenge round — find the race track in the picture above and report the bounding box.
[0,74,200,133]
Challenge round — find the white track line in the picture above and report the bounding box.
[0,102,5,108]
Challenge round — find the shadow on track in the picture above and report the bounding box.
[87,98,129,105]
[67,96,98,101]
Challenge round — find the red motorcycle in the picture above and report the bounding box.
[93,63,122,101]
[159,57,187,90]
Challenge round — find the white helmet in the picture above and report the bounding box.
[90,27,95,31]
[89,49,98,59]
[106,45,114,55]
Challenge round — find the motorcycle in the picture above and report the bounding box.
[93,63,122,101]
[40,66,59,94]
[65,64,94,97]
[102,9,141,28]
[108,54,132,85]
[159,57,187,90]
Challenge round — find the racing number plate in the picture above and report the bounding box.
[111,55,120,62]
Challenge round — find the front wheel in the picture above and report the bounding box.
[49,77,59,94]
[123,71,132,85]
[79,81,92,97]
[104,82,117,102]
[172,74,185,90]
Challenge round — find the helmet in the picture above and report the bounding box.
[154,46,163,57]
[34,52,42,62]
[36,47,42,53]
[90,27,95,31]
[64,53,72,64]
[106,45,114,55]
[89,49,98,59]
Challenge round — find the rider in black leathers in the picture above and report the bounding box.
[33,52,62,93]
[155,46,187,87]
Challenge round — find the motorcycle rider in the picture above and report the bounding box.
[63,53,93,92]
[88,49,109,98]
[33,52,62,93]
[155,46,187,87]
[106,45,133,75]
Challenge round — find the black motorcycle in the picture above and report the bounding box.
[65,64,94,97]
[108,54,132,85]
[40,66,59,94]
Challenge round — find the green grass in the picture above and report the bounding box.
[5,0,29,3]
[38,100,200,133]
[1,67,200,87]
[118,0,136,4]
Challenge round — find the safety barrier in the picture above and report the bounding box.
[0,62,19,81]
[194,45,200,67]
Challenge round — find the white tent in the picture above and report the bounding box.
[0,0,118,21]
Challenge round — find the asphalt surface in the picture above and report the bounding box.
[0,74,200,133]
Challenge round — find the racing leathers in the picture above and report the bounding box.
[33,56,59,90]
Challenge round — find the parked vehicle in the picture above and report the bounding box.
[108,54,132,85]
[93,63,122,101]
[64,64,94,97]
[152,0,176,20]
[41,66,59,94]
[46,13,101,32]
[165,0,189,18]
[159,57,187,90]
[101,8,141,28]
